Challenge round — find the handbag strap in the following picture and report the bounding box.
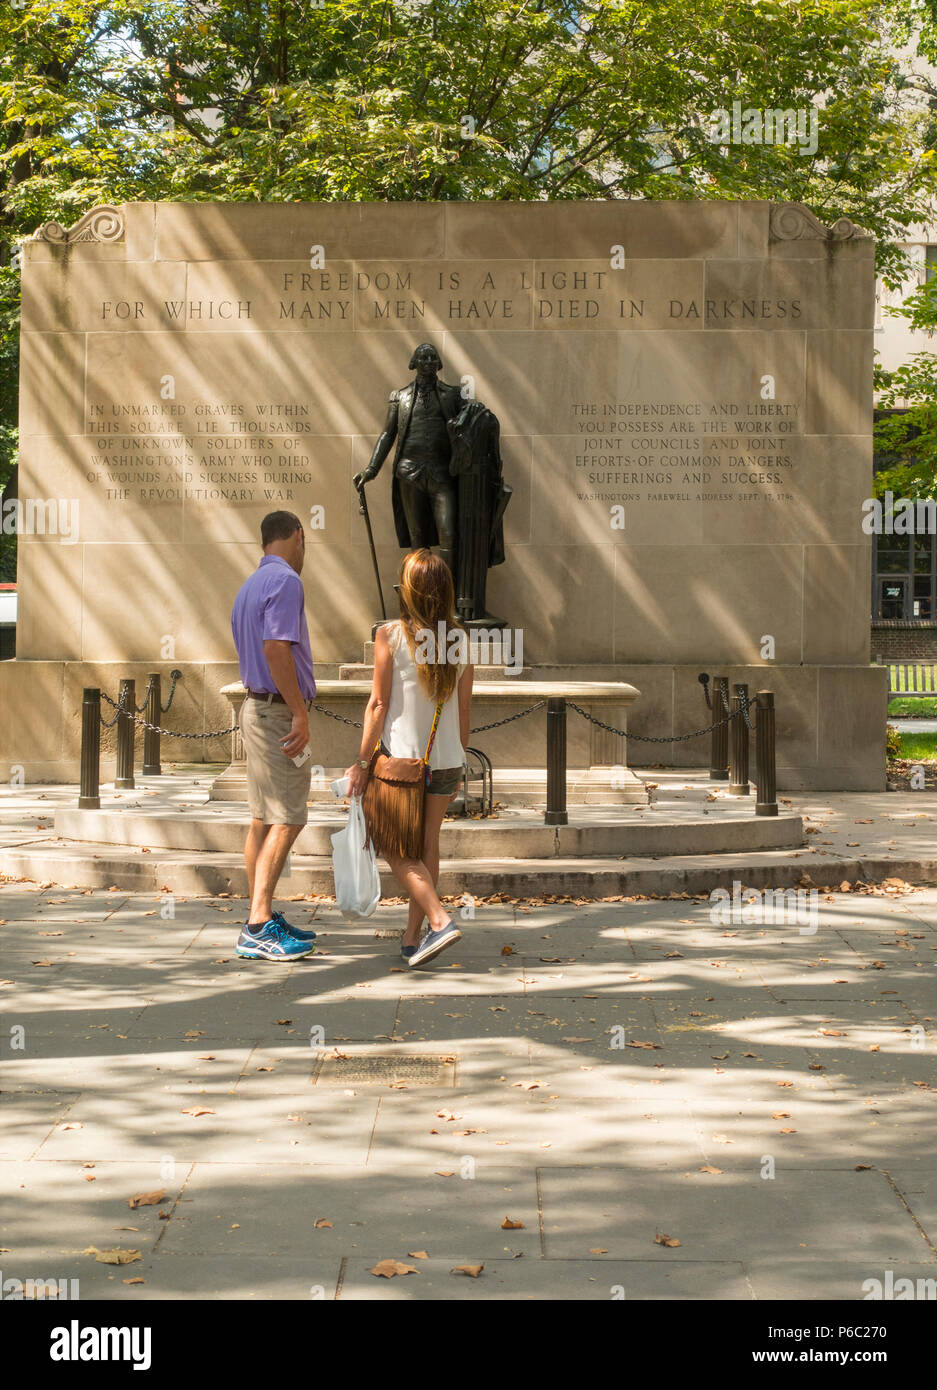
[423,701,444,765]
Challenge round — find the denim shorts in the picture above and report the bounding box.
[426,765,462,797]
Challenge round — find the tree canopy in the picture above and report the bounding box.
[3,0,937,575]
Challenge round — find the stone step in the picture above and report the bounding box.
[0,838,920,898]
[53,807,803,859]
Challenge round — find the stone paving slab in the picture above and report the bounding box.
[366,1092,707,1170]
[31,1090,381,1165]
[743,1261,937,1300]
[336,1257,752,1299]
[0,1158,190,1258]
[538,1167,934,1264]
[0,1092,82,1161]
[0,1254,344,1300]
[392,993,660,1044]
[155,1162,539,1260]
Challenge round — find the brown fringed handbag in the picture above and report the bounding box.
[362,701,444,860]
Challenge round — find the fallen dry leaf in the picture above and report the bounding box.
[314,1219,332,1229]
[369,1259,418,1278]
[654,1233,682,1248]
[501,1216,525,1230]
[699,1165,722,1174]
[180,1106,215,1117]
[451,1264,484,1278]
[128,1189,165,1210]
[408,1250,429,1259]
[94,1249,142,1266]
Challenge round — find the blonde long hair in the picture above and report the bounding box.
[397,549,465,704]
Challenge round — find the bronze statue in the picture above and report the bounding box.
[354,343,510,626]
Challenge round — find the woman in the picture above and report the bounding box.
[346,549,474,967]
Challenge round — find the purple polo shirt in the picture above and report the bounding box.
[231,555,316,699]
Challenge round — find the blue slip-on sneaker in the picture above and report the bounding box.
[401,944,419,961]
[408,921,462,968]
[236,920,315,961]
[272,910,317,941]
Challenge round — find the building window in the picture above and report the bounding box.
[871,409,936,620]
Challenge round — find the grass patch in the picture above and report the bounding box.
[887,696,937,717]
[894,731,937,761]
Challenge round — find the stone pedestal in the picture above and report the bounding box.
[209,677,643,805]
[209,683,248,801]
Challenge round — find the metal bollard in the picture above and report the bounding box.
[710,675,730,780]
[142,674,162,776]
[114,678,136,790]
[545,697,568,826]
[78,688,101,810]
[755,690,778,816]
[729,682,750,795]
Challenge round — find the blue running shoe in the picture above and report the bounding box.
[408,920,461,968]
[272,910,317,941]
[236,920,315,961]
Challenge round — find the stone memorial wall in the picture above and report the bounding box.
[1,200,886,786]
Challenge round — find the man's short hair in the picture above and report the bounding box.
[261,511,303,547]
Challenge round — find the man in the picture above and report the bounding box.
[230,511,319,961]
[353,342,461,578]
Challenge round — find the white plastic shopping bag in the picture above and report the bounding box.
[331,794,381,919]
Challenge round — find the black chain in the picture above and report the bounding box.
[310,705,366,730]
[97,689,744,749]
[567,700,741,744]
[311,700,547,735]
[161,669,182,713]
[470,700,546,733]
[100,690,236,739]
[134,676,157,714]
[99,688,125,729]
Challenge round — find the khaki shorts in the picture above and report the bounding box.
[240,697,312,826]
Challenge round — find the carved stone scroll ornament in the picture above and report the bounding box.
[26,205,125,245]
[769,203,860,242]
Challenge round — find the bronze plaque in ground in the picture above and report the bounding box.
[314,1052,457,1086]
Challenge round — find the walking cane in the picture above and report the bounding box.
[356,480,387,620]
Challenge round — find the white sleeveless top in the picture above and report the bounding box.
[382,620,466,770]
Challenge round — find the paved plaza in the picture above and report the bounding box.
[2,868,937,1300]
